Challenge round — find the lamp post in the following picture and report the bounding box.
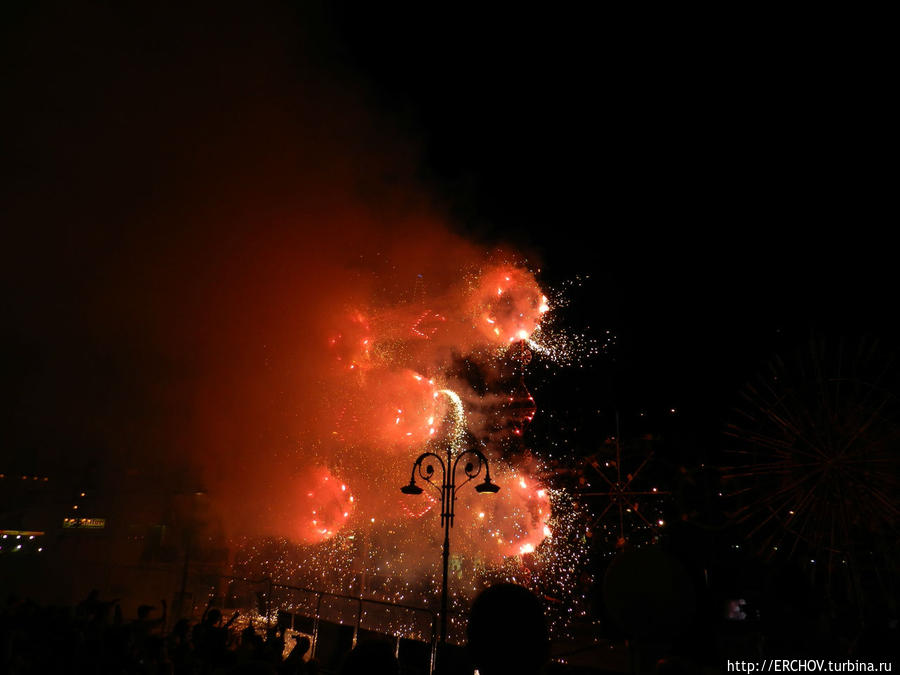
[400,444,500,653]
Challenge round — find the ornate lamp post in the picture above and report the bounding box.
[400,444,500,651]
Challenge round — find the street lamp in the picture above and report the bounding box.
[400,444,500,653]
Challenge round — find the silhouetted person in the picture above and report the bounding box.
[263,626,286,664]
[75,589,101,621]
[133,600,167,653]
[237,623,264,662]
[141,634,175,675]
[338,640,398,675]
[467,583,549,675]
[167,618,193,673]
[194,608,230,668]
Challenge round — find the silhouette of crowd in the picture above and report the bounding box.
[0,591,316,675]
[1,582,558,675]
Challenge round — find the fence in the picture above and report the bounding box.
[225,576,440,674]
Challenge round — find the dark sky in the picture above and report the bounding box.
[2,1,895,488]
[325,4,897,441]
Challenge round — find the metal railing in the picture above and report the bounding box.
[227,576,439,674]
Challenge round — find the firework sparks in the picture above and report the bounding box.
[469,265,548,347]
[722,336,900,575]
[232,260,592,640]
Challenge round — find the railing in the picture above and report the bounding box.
[227,576,439,675]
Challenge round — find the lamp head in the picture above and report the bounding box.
[401,482,424,495]
[475,479,500,494]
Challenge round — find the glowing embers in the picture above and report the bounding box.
[331,369,450,451]
[327,310,372,372]
[470,265,549,346]
[399,489,437,519]
[380,371,449,448]
[297,467,355,544]
[458,464,552,559]
[409,310,446,339]
[503,365,537,439]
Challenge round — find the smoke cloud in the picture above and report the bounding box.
[2,2,552,561]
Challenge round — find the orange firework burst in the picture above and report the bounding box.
[295,466,356,543]
[470,265,549,346]
[328,310,373,372]
[236,257,592,640]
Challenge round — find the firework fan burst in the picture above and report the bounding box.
[722,335,900,594]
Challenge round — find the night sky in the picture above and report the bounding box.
[2,3,895,490]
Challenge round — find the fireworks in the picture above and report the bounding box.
[232,260,592,640]
[468,264,548,346]
[233,483,589,641]
[294,467,355,543]
[722,336,900,576]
